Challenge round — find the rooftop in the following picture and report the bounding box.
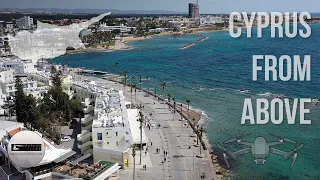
[24,86,50,92]
[8,128,21,137]
[93,112,124,129]
[34,71,52,78]
[53,160,117,179]
[73,80,108,95]
[95,94,121,111]
[1,129,75,166]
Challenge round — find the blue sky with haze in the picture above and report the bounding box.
[1,0,319,13]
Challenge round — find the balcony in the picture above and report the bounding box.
[81,115,95,125]
[77,130,92,142]
[78,140,93,150]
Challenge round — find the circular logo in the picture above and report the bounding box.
[8,131,46,168]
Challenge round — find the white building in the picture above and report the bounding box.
[0,72,37,98]
[0,69,14,83]
[73,79,149,169]
[167,21,182,30]
[99,24,136,33]
[73,80,141,168]
[200,16,223,27]
[29,70,73,98]
[0,37,9,47]
[15,16,34,29]
[0,69,14,113]
[71,80,102,113]
[5,22,14,30]
[0,57,37,75]
[148,28,168,33]
[24,86,50,99]
[0,120,24,142]
[77,92,132,168]
[0,127,77,180]
[0,118,120,180]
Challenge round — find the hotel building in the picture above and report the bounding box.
[188,0,200,19]
[15,16,34,29]
[74,80,147,168]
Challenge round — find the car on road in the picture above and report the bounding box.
[61,136,71,142]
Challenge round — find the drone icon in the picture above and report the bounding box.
[217,133,304,168]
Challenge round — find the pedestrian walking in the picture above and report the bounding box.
[145,151,147,156]
[151,142,153,146]
[163,150,165,156]
[164,157,166,162]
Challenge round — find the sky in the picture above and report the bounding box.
[1,0,319,14]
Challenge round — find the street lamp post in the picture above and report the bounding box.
[181,104,183,135]
[132,147,136,180]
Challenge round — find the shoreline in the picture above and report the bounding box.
[65,28,226,55]
[65,40,135,55]
[49,64,229,179]
[105,76,227,179]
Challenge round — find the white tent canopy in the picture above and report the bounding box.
[127,109,148,145]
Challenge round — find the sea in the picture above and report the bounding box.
[52,24,320,180]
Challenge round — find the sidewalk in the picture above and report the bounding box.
[71,74,219,180]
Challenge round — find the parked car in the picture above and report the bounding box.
[61,136,71,142]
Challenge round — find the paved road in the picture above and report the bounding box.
[59,118,81,154]
[72,74,219,180]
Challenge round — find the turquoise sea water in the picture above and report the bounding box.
[52,25,320,179]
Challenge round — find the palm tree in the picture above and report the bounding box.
[180,103,183,134]
[138,111,144,165]
[172,97,176,121]
[197,127,205,155]
[130,84,133,108]
[161,82,166,110]
[131,144,136,180]
[161,82,166,97]
[195,123,199,146]
[130,76,135,87]
[133,84,137,104]
[186,99,191,119]
[139,76,142,90]
[180,103,183,121]
[145,76,150,94]
[123,71,127,91]
[193,118,197,127]
[167,93,172,111]
[114,62,119,75]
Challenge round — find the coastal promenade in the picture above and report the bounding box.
[71,73,219,180]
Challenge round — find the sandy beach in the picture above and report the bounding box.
[65,28,226,55]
